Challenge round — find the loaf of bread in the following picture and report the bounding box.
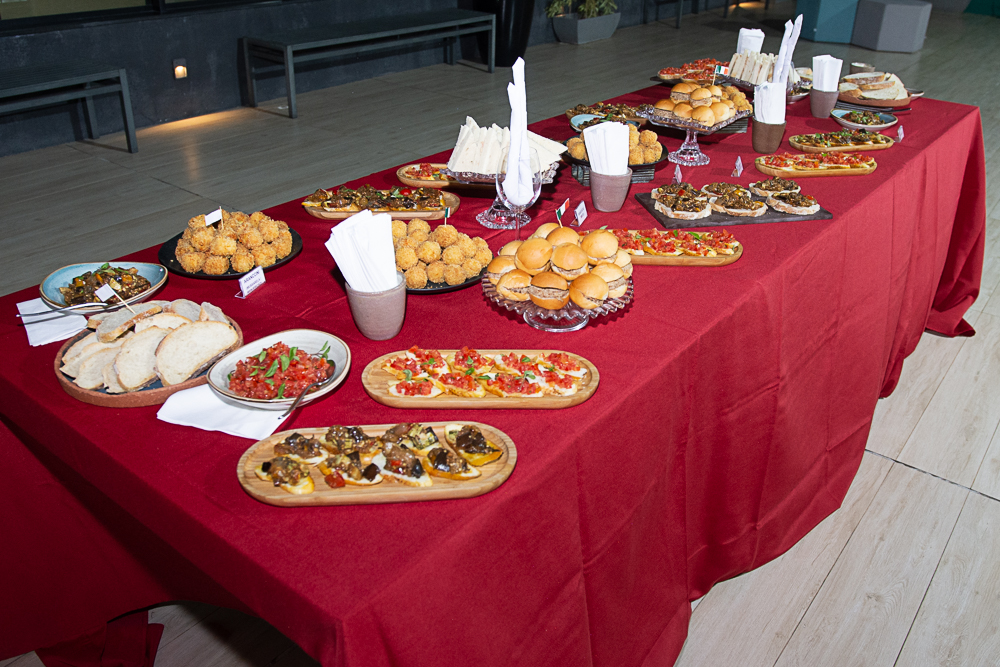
[155,321,239,386]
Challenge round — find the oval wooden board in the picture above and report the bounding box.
[54,318,243,408]
[789,137,893,154]
[362,349,599,409]
[237,421,517,506]
[838,93,911,108]
[395,164,494,193]
[303,192,460,221]
[629,242,742,266]
[754,159,877,179]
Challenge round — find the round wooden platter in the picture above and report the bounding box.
[362,349,599,409]
[628,242,742,267]
[237,421,517,507]
[303,192,460,221]
[838,93,911,109]
[754,158,878,179]
[54,318,243,408]
[789,136,894,154]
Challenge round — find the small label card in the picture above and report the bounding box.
[572,201,588,227]
[555,198,570,223]
[236,266,265,299]
[732,156,744,178]
[205,208,223,225]
[897,125,904,143]
[94,283,117,302]
[673,164,683,185]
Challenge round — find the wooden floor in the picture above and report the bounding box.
[3,4,1000,666]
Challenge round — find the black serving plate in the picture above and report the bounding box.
[409,268,486,295]
[158,229,303,280]
[634,192,833,229]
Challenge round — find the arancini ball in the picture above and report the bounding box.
[443,264,466,285]
[203,255,230,275]
[416,240,442,264]
[395,246,419,272]
[426,260,447,284]
[405,264,428,289]
[441,245,465,265]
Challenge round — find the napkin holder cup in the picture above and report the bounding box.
[345,272,407,340]
[810,90,839,118]
[751,118,786,154]
[590,169,633,213]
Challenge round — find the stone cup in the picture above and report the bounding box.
[810,89,839,119]
[751,119,786,154]
[345,272,406,340]
[590,168,633,212]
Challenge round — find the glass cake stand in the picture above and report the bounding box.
[443,163,559,230]
[635,107,751,167]
[483,276,634,333]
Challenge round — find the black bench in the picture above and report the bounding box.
[0,62,138,153]
[242,8,496,119]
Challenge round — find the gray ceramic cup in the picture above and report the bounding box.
[810,89,839,119]
[751,119,786,154]
[590,168,633,212]
[345,272,406,340]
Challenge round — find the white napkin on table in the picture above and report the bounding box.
[324,209,397,293]
[17,298,87,347]
[157,385,288,440]
[812,55,843,92]
[754,82,786,124]
[502,58,534,207]
[771,15,803,86]
[582,122,630,176]
[737,28,765,55]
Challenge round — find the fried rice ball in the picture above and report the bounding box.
[473,247,493,266]
[401,235,422,250]
[472,236,490,251]
[416,240,442,264]
[404,264,428,289]
[258,218,280,243]
[391,219,408,242]
[177,251,207,273]
[249,211,268,225]
[461,257,483,278]
[455,234,477,258]
[181,227,195,241]
[408,229,429,245]
[231,250,255,273]
[431,223,459,248]
[187,214,207,229]
[203,255,230,276]
[443,264,466,286]
[426,260,447,284]
[441,245,465,266]
[190,226,216,252]
[238,227,264,248]
[639,129,659,147]
[628,146,645,165]
[252,243,276,268]
[273,230,293,259]
[407,219,431,235]
[628,126,640,149]
[395,246,419,272]
[569,142,588,160]
[275,219,289,232]
[643,144,663,163]
[175,238,196,256]
[209,235,238,256]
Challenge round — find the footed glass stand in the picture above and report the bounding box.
[483,277,634,332]
[443,164,559,231]
[669,128,712,167]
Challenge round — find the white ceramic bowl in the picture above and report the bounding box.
[40,262,167,314]
[208,329,351,411]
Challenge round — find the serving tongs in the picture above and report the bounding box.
[280,361,338,419]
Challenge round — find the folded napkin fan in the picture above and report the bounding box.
[157,385,288,439]
[503,57,534,207]
[18,297,88,347]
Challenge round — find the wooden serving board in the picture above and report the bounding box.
[789,136,894,154]
[754,158,878,179]
[237,422,517,506]
[634,192,833,229]
[303,192,460,221]
[362,349,599,409]
[626,239,743,266]
[395,164,493,193]
[838,93,911,109]
[54,318,243,408]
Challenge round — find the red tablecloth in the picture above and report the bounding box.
[0,87,985,667]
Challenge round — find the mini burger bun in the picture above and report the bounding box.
[692,106,716,127]
[499,240,522,256]
[485,255,517,285]
[530,222,560,240]
[614,249,634,277]
[590,262,627,299]
[569,273,609,309]
[710,102,731,122]
[514,237,554,275]
[655,98,676,112]
[673,103,694,119]
[528,271,570,310]
[689,87,712,107]
[580,229,619,265]
[496,269,532,301]
[671,82,695,100]
[550,243,590,280]
[546,226,581,246]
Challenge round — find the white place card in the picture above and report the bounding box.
[897,126,904,143]
[732,156,744,178]
[94,283,117,302]
[205,208,223,225]
[673,164,683,184]
[574,201,588,226]
[236,266,265,299]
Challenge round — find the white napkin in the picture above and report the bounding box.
[325,210,397,293]
[772,15,803,85]
[17,298,87,347]
[737,28,765,55]
[754,82,786,124]
[502,58,534,207]
[157,385,288,440]
[582,122,630,176]
[812,55,843,92]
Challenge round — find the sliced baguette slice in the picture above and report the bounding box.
[63,332,99,365]
[96,302,164,343]
[74,348,123,390]
[165,298,202,321]
[858,79,894,91]
[862,82,906,100]
[135,312,191,333]
[199,302,227,323]
[115,326,170,390]
[103,362,129,394]
[155,321,239,386]
[61,335,130,378]
[843,72,887,85]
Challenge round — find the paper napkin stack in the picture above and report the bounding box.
[324,210,398,292]
[581,122,630,176]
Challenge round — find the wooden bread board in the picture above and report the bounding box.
[303,192,460,221]
[362,349,599,409]
[753,159,877,179]
[55,318,243,408]
[838,93,911,108]
[237,422,516,506]
[789,137,894,153]
[628,242,743,267]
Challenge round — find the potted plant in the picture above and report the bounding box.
[546,0,620,44]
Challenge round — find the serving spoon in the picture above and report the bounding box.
[280,361,337,419]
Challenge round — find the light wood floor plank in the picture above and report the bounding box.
[149,601,217,649]
[895,492,1000,667]
[897,312,1000,487]
[773,463,967,667]
[674,452,892,667]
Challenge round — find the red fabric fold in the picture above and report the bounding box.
[35,613,163,667]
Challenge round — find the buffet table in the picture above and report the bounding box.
[0,85,985,667]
